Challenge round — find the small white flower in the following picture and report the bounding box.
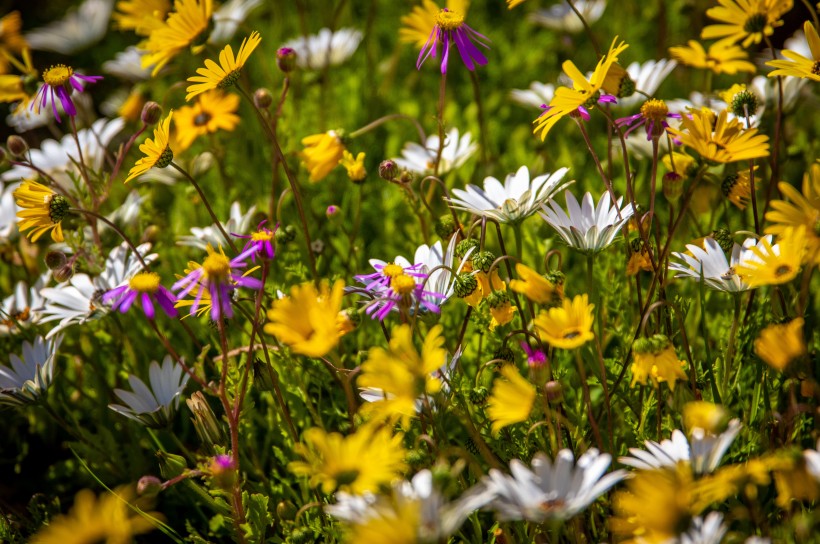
[528,0,606,33]
[102,46,153,81]
[620,420,741,475]
[540,190,634,254]
[393,128,477,177]
[25,0,112,54]
[668,236,768,292]
[679,512,728,544]
[1,272,50,336]
[510,82,555,109]
[0,181,18,242]
[210,0,264,44]
[0,335,62,406]
[283,28,362,70]
[447,166,572,224]
[177,202,257,250]
[109,356,190,428]
[482,449,626,522]
[617,59,678,109]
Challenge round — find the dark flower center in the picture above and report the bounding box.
[812,60,820,75]
[48,195,70,223]
[194,112,211,126]
[156,146,174,168]
[743,13,768,34]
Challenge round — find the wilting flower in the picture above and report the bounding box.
[669,40,756,74]
[0,335,62,406]
[13,180,70,243]
[282,28,362,70]
[482,449,626,521]
[265,280,345,357]
[446,166,571,224]
[616,99,680,140]
[173,244,262,320]
[540,190,634,254]
[766,162,820,262]
[186,31,261,100]
[300,130,346,182]
[487,365,535,434]
[103,270,178,319]
[534,294,594,349]
[735,225,806,287]
[629,334,688,391]
[766,21,820,81]
[533,37,628,141]
[31,64,102,122]
[125,112,174,183]
[141,0,214,75]
[392,128,477,176]
[174,91,240,150]
[701,0,792,48]
[289,423,407,494]
[755,317,806,371]
[108,356,190,427]
[668,109,769,163]
[416,8,489,74]
[509,263,564,306]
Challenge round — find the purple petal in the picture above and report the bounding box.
[141,293,156,320]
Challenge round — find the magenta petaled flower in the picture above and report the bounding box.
[31,65,103,122]
[172,244,262,321]
[417,8,490,74]
[354,260,444,320]
[520,341,547,368]
[103,271,178,319]
[234,221,277,262]
[615,98,680,141]
[538,92,618,124]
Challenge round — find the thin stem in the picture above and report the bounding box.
[170,163,238,253]
[146,318,211,391]
[70,208,149,269]
[348,113,426,142]
[566,0,602,57]
[721,293,742,399]
[469,71,489,168]
[574,349,603,450]
[69,116,96,204]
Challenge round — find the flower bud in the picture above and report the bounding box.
[137,475,163,498]
[730,89,760,119]
[398,169,414,185]
[275,225,297,244]
[6,135,28,158]
[252,357,275,392]
[0,146,6,164]
[53,263,75,283]
[276,47,297,72]
[276,500,297,521]
[208,454,237,490]
[253,88,273,109]
[662,172,684,202]
[186,391,224,449]
[455,238,479,259]
[545,380,563,403]
[157,451,187,479]
[45,251,67,270]
[493,346,515,363]
[140,101,163,125]
[378,159,399,180]
[326,205,340,218]
[435,214,458,240]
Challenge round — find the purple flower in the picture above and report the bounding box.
[32,65,102,122]
[615,98,680,141]
[354,260,444,320]
[103,271,178,320]
[172,245,262,321]
[538,92,617,124]
[234,221,277,262]
[520,341,547,368]
[417,8,490,74]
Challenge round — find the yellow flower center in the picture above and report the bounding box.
[435,9,464,31]
[194,112,212,127]
[203,252,231,281]
[382,263,405,278]
[251,230,274,242]
[43,65,74,87]
[128,271,161,293]
[391,274,416,295]
[640,99,669,122]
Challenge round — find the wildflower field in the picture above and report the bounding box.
[2,0,820,542]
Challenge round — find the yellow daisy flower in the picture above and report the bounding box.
[509,262,563,305]
[113,0,170,35]
[721,167,757,209]
[487,365,536,435]
[0,11,26,73]
[339,150,367,182]
[533,37,629,140]
[141,0,213,76]
[683,401,728,434]
[30,487,158,544]
[755,317,806,371]
[124,111,174,183]
[174,90,240,150]
[701,0,792,48]
[507,0,528,7]
[13,180,69,243]
[399,0,469,48]
[348,501,420,544]
[630,335,688,391]
[533,294,595,349]
[0,48,36,107]
[487,291,516,330]
[766,21,820,81]
[735,226,807,287]
[667,109,769,163]
[668,40,756,74]
[765,162,820,263]
[358,324,446,427]
[186,31,262,101]
[264,279,345,358]
[289,423,407,495]
[300,130,346,183]
[117,89,147,123]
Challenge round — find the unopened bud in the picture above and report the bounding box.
[137,475,163,497]
[326,205,340,218]
[435,214,458,240]
[53,263,75,283]
[141,101,163,125]
[378,159,399,180]
[662,172,684,202]
[186,391,224,449]
[398,169,414,185]
[545,380,563,403]
[208,454,237,490]
[276,47,297,73]
[45,251,67,270]
[275,225,297,244]
[276,500,297,521]
[6,135,28,158]
[254,88,273,109]
[730,90,760,119]
[157,451,187,479]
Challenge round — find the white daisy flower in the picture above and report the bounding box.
[447,166,572,224]
[210,0,264,44]
[109,355,190,428]
[393,128,478,177]
[5,93,92,133]
[1,272,50,336]
[679,512,729,544]
[102,46,152,81]
[510,82,555,109]
[668,236,768,292]
[0,181,18,242]
[619,420,741,475]
[177,202,257,250]
[25,0,112,55]
[528,0,606,33]
[413,233,461,301]
[482,449,626,522]
[283,28,362,70]
[802,439,820,483]
[2,117,125,193]
[616,59,678,109]
[540,190,634,254]
[749,74,806,114]
[0,335,62,406]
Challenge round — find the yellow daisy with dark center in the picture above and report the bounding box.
[125,111,174,183]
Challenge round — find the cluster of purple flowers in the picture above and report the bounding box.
[354,260,445,321]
